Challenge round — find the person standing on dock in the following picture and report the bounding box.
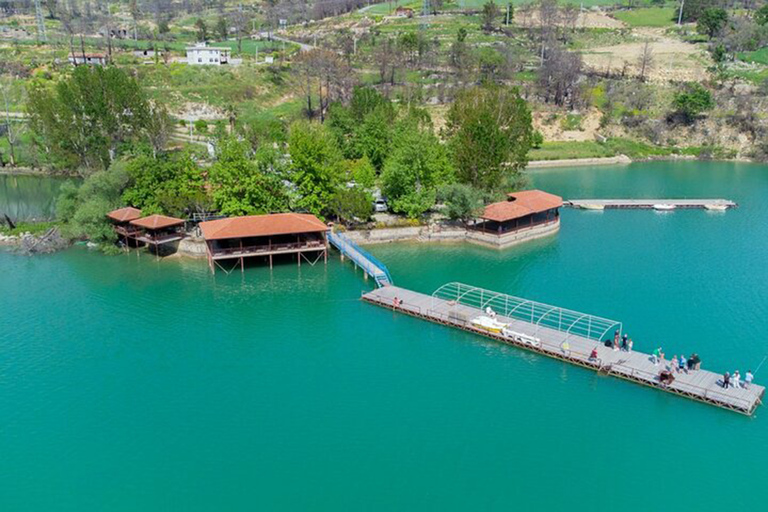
[621,333,628,351]
[671,355,679,373]
[723,372,731,389]
[746,370,754,389]
[652,347,661,365]
[733,371,741,389]
[679,355,687,373]
[627,338,633,353]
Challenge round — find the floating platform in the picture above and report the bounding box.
[362,283,763,415]
[565,199,737,210]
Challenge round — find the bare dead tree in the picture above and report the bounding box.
[637,40,654,82]
[537,44,583,107]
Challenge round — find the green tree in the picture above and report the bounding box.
[697,8,728,39]
[437,183,484,223]
[27,66,159,172]
[288,121,344,218]
[672,82,715,123]
[216,16,228,40]
[208,137,289,216]
[381,115,454,219]
[122,150,207,216]
[756,5,768,26]
[195,18,208,41]
[679,0,717,23]
[330,187,372,225]
[327,87,395,169]
[481,1,500,32]
[56,161,131,245]
[445,85,533,190]
[348,156,376,189]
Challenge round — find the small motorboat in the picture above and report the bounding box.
[653,204,676,211]
[471,315,507,334]
[704,204,728,211]
[580,204,604,211]
[502,327,541,347]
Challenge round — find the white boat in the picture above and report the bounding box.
[471,315,507,334]
[502,327,541,347]
[581,204,604,211]
[704,204,728,211]
[653,204,676,211]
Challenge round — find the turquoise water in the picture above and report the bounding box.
[2,161,768,510]
[0,174,74,222]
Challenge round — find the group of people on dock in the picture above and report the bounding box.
[723,370,754,390]
[612,330,633,352]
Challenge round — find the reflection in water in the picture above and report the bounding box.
[0,174,77,221]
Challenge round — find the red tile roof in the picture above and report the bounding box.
[130,214,185,230]
[482,190,563,222]
[200,213,328,241]
[106,207,143,223]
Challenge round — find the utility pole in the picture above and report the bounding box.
[34,0,47,42]
[677,0,685,26]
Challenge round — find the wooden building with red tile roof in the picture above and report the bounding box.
[129,214,186,248]
[107,207,144,243]
[470,190,562,248]
[199,212,329,273]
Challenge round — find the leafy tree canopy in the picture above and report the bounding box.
[697,8,728,39]
[382,112,454,219]
[122,149,208,217]
[445,85,533,191]
[27,66,164,173]
[672,82,715,123]
[56,161,131,245]
[208,137,289,217]
[288,121,345,218]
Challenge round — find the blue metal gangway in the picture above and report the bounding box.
[327,231,392,287]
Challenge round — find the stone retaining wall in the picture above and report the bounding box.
[343,220,559,249]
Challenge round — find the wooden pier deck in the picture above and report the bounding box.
[565,199,737,209]
[362,286,764,415]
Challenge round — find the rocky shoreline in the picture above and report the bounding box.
[0,229,70,254]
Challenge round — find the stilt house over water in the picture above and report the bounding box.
[199,213,329,273]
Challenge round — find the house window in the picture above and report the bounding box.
[198,58,202,63]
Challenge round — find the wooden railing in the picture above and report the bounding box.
[212,240,325,257]
[471,217,558,236]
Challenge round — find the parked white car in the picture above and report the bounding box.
[374,198,388,213]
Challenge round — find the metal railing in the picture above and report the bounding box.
[329,231,393,286]
[432,282,621,344]
[365,290,756,413]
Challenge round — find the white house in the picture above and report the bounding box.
[186,43,230,66]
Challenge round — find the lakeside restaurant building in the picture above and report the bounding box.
[469,190,563,249]
[199,212,329,273]
[107,207,143,245]
[106,208,185,255]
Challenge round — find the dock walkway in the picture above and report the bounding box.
[328,231,392,287]
[565,199,737,209]
[362,284,764,415]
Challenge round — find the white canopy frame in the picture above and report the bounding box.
[431,282,622,344]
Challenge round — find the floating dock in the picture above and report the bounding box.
[362,283,764,415]
[565,199,737,210]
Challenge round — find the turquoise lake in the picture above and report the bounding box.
[2,161,768,510]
